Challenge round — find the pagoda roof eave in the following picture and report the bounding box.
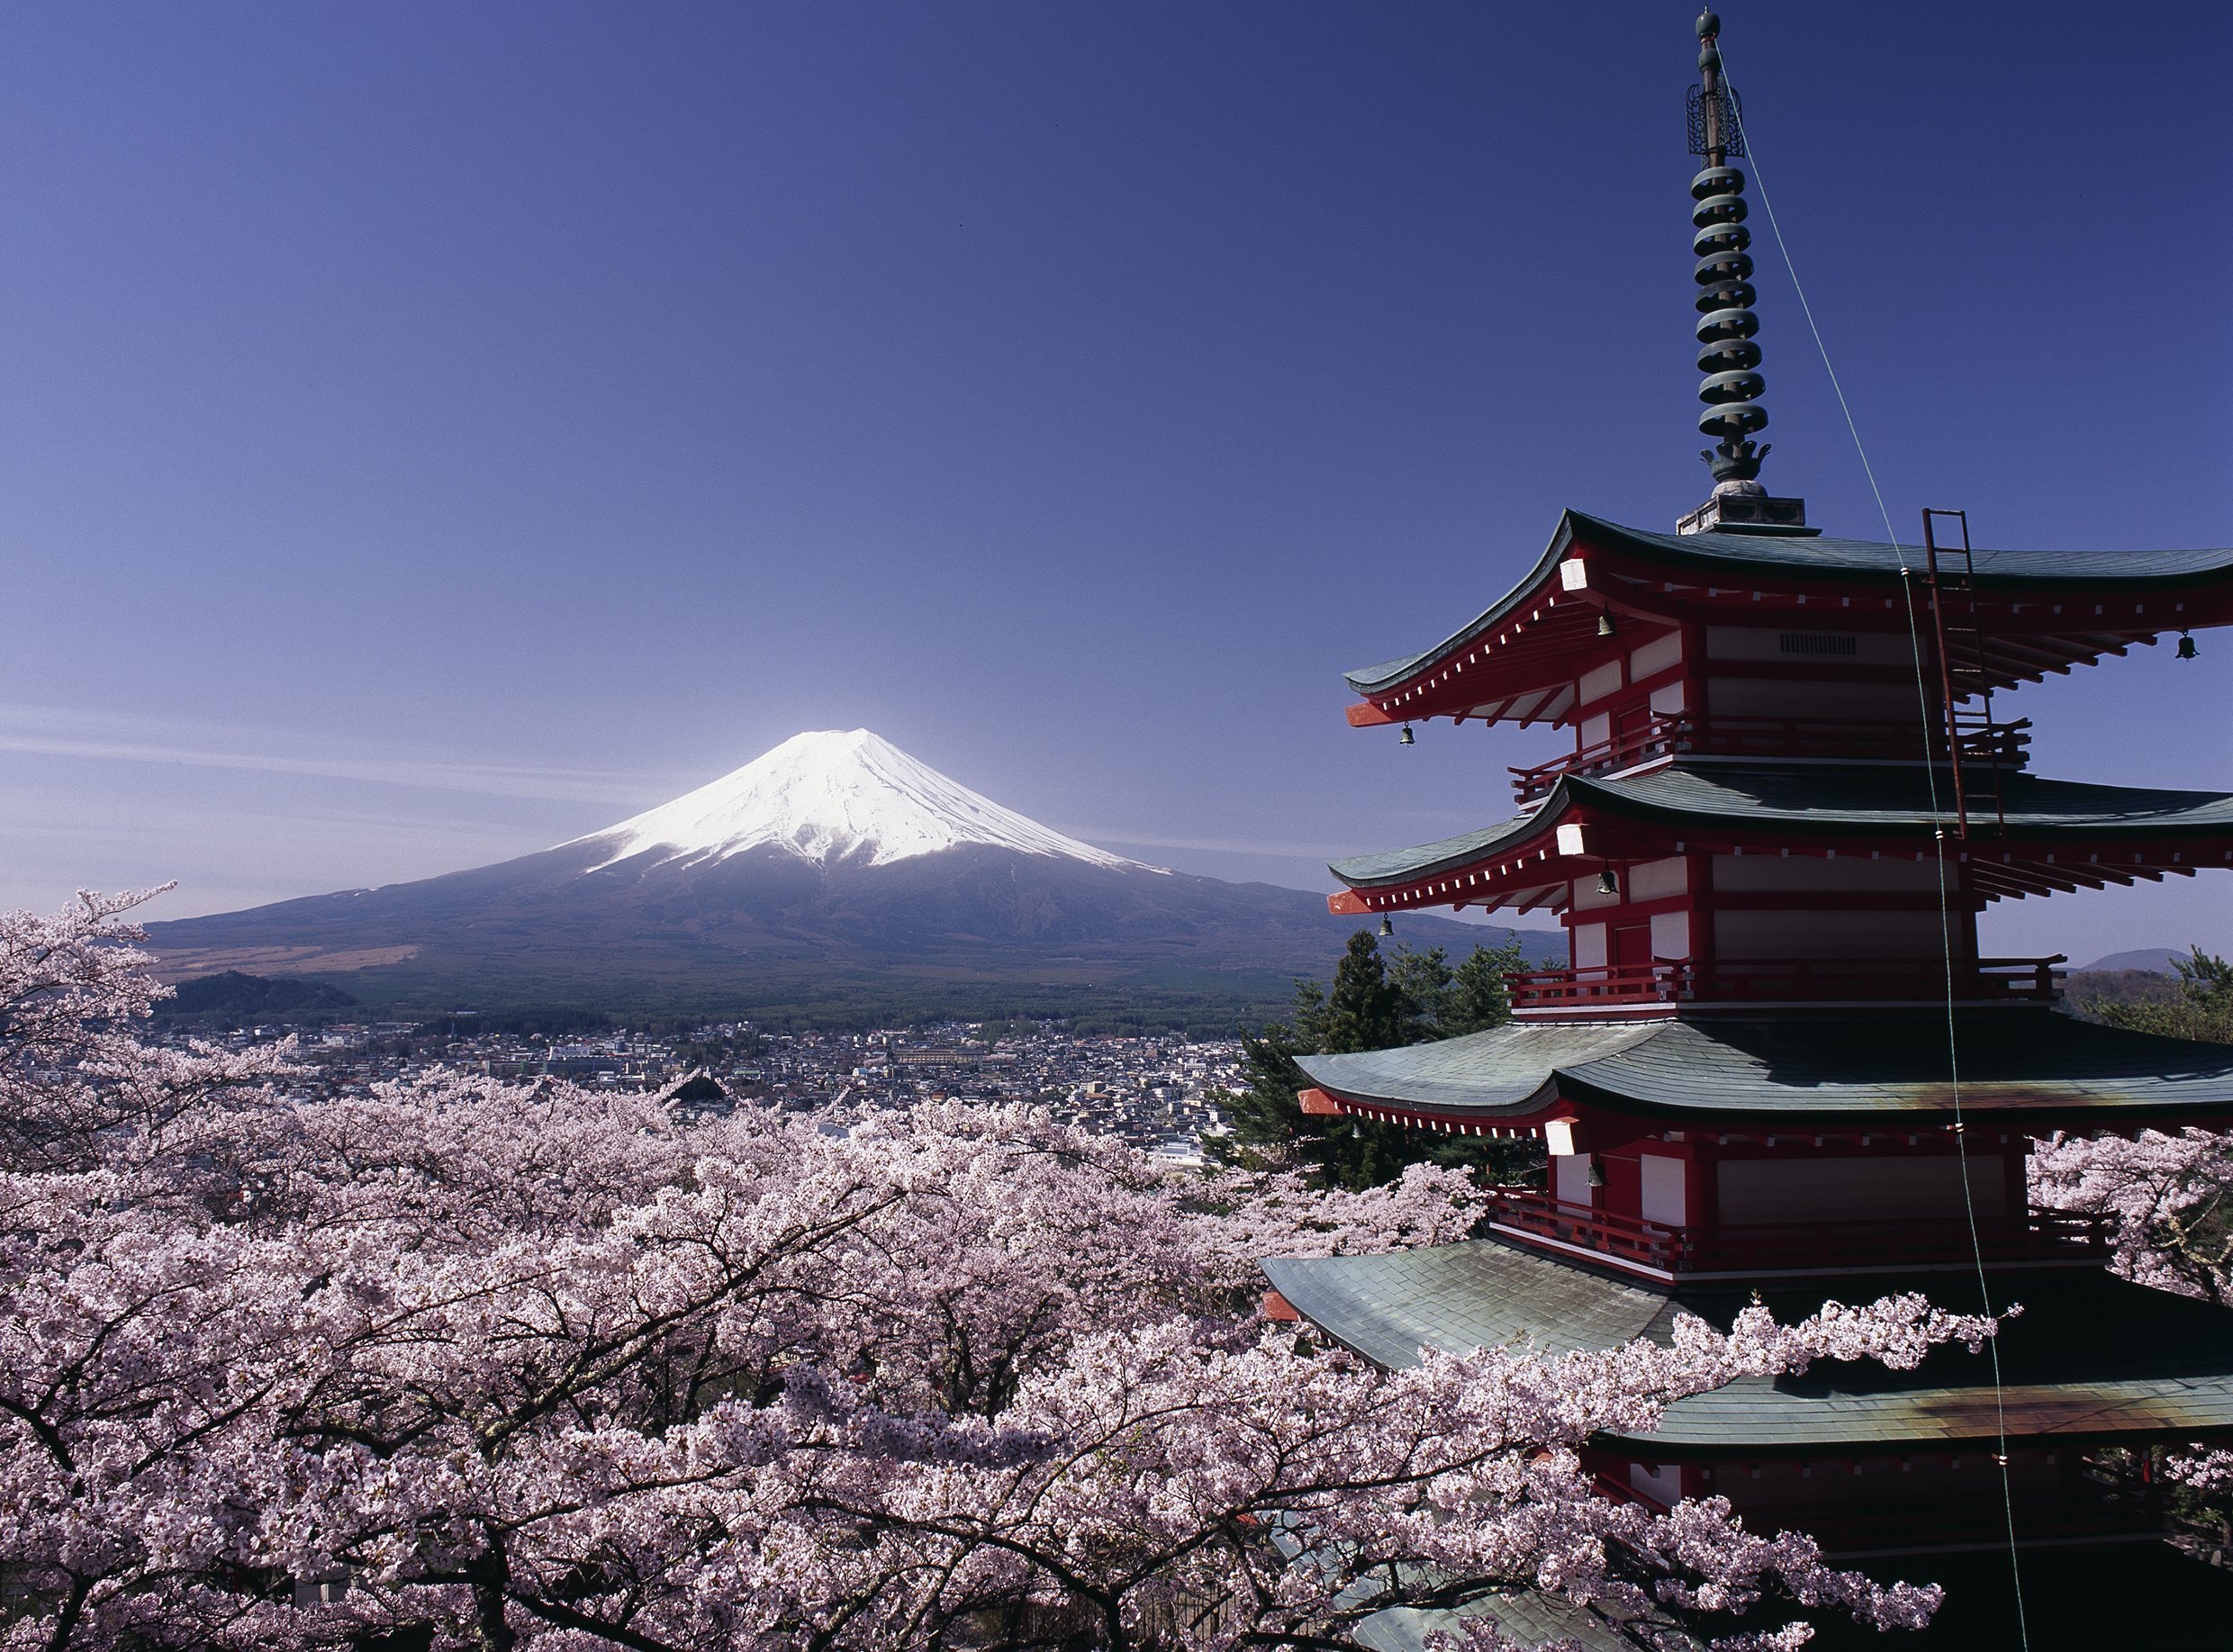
[1261,1238,2233,1449]
[1293,1010,2233,1124]
[1326,762,2233,898]
[1343,512,1587,697]
[1328,801,1556,893]
[1343,509,2233,709]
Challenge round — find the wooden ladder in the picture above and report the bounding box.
[1921,508,2006,837]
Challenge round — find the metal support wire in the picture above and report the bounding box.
[1717,57,2033,1652]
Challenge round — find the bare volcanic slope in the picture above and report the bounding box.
[148,731,1556,1021]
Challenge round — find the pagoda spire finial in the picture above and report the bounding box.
[1677,10,1811,535]
[1690,9,1765,487]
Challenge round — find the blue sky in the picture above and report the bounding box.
[1,1,2226,965]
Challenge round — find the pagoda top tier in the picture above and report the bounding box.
[1346,511,2233,727]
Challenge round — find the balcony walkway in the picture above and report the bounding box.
[1508,712,2032,805]
[1481,1187,2106,1277]
[1505,956,2066,1015]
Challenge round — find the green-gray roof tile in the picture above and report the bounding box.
[1263,1240,2233,1450]
[1356,1593,1689,1652]
[1295,1011,2233,1123]
[1329,763,2233,889]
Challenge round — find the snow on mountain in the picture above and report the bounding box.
[569,729,1161,874]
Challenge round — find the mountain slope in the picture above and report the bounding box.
[146,732,1560,1023]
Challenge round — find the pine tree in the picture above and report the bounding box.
[1210,929,1540,1189]
[1443,935,1523,1034]
[1318,929,1416,1053]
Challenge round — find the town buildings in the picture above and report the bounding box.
[173,1016,1237,1162]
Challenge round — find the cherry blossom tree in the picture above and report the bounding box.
[2030,1126,2233,1307]
[2031,952,2233,1305]
[0,892,2001,1652]
[2030,1124,2233,1532]
[0,888,291,1176]
[2030,946,2233,1530]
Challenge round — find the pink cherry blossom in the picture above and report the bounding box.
[0,894,1998,1650]
[2030,1125,2233,1304]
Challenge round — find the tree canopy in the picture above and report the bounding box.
[1210,929,1536,1189]
[0,890,1997,1651]
[2090,946,2233,1045]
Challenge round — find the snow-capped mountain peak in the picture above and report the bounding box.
[569,730,1160,873]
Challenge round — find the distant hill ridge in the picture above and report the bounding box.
[154,970,358,1024]
[2075,947,2187,976]
[147,731,1561,1025]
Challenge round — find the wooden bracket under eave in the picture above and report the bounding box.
[1346,701,1397,727]
[1298,1088,1345,1116]
[1327,889,1371,916]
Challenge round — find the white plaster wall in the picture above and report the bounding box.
[1630,632,1685,680]
[1640,1154,1688,1225]
[1572,923,1608,967]
[1629,1460,1685,1504]
[1554,1153,1595,1206]
[1630,857,1689,900]
[1650,909,1692,959]
[1578,660,1624,706]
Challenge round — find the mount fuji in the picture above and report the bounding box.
[146,731,1557,1023]
[571,730,1154,876]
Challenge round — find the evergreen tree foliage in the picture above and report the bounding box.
[2096,948,2233,1044]
[1210,929,1538,1190]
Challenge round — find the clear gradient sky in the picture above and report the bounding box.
[2,1,2228,965]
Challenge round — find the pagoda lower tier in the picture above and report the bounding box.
[1262,1239,2233,1559]
[1294,1009,2233,1282]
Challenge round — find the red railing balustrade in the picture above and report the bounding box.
[1505,955,2066,1011]
[1508,712,2032,803]
[1481,1187,2109,1275]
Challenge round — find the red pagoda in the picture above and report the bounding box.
[1263,12,2233,1647]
